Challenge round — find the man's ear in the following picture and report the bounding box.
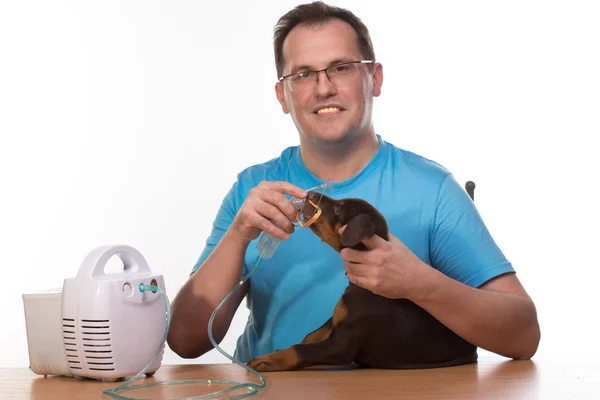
[372,63,383,97]
[275,82,290,114]
[340,213,376,248]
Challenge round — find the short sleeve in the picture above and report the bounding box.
[429,173,515,287]
[190,179,247,275]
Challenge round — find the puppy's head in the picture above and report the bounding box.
[299,192,389,253]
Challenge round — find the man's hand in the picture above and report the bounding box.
[339,229,429,300]
[231,181,307,243]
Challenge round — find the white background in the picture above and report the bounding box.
[1,0,599,369]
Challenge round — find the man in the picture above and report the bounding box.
[167,1,540,363]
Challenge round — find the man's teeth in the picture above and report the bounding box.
[317,107,340,114]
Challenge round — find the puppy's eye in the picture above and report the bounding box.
[333,204,340,214]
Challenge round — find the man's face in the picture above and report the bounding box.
[276,19,383,146]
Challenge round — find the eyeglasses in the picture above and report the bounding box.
[279,60,373,92]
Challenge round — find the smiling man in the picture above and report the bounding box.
[166,1,541,364]
[274,19,381,174]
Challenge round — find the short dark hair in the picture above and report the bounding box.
[273,1,375,78]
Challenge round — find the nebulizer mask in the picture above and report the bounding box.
[100,179,334,400]
[256,178,334,259]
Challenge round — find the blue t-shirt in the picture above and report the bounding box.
[191,135,514,363]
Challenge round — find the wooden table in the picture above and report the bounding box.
[2,355,598,399]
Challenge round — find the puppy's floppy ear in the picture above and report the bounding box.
[340,213,376,248]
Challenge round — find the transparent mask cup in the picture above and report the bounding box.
[256,179,333,259]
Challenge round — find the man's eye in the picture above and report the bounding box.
[296,71,312,79]
[332,65,350,73]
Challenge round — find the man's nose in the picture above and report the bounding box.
[314,70,336,97]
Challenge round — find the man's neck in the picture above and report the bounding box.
[299,132,380,183]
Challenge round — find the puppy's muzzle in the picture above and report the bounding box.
[297,200,322,228]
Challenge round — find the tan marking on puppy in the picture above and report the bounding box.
[301,298,348,345]
[301,325,332,343]
[310,219,343,252]
[332,299,348,326]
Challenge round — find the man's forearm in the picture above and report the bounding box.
[411,266,540,360]
[167,229,250,358]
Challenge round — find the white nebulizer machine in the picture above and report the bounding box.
[22,180,333,400]
[23,245,168,396]
[62,245,167,380]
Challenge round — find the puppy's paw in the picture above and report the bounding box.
[247,350,299,372]
[247,356,278,372]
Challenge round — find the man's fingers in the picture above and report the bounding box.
[344,261,368,278]
[340,247,369,264]
[346,273,371,290]
[256,203,295,234]
[262,190,299,223]
[258,181,307,221]
[261,181,307,199]
[251,213,290,241]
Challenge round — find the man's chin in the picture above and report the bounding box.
[310,134,346,146]
[310,128,359,145]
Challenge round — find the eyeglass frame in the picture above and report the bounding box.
[278,60,374,87]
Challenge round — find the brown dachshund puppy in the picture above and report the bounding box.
[247,192,477,372]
